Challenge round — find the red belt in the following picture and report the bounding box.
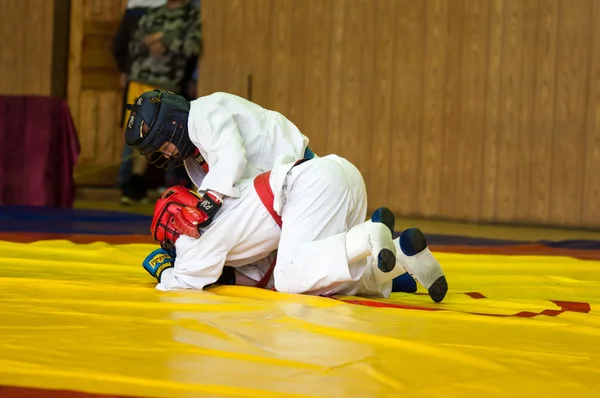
[253,171,280,289]
[252,158,310,289]
[253,171,282,228]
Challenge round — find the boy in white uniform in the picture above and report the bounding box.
[124,89,315,228]
[142,154,448,302]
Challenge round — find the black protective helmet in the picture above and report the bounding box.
[124,89,196,169]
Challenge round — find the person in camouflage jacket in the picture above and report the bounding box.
[128,0,202,93]
[119,0,201,206]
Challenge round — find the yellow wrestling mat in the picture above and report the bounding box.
[1,239,599,397]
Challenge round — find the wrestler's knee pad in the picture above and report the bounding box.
[391,272,418,293]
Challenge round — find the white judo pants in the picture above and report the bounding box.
[272,155,373,296]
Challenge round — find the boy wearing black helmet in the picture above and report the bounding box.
[124,89,315,228]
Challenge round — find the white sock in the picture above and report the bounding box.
[394,238,444,289]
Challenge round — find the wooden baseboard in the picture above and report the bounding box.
[75,186,162,202]
[76,187,120,201]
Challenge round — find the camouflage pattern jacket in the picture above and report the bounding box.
[129,2,201,93]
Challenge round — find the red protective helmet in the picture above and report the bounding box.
[151,185,206,252]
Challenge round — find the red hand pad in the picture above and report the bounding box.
[172,206,207,239]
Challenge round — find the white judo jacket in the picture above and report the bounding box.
[157,155,301,291]
[182,92,311,198]
[156,155,391,298]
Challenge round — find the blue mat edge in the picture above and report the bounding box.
[1,206,599,249]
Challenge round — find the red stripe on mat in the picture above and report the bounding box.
[343,297,592,318]
[0,386,140,398]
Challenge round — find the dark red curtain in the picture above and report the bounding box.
[0,95,80,207]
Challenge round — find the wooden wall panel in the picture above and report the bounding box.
[244,0,273,112]
[455,0,488,220]
[356,0,376,201]
[438,0,463,219]
[419,0,448,218]
[389,0,426,217]
[196,0,600,228]
[480,0,504,222]
[324,0,344,164]
[366,0,395,210]
[584,0,600,224]
[495,0,525,223]
[269,0,294,117]
[287,0,309,130]
[529,0,559,224]
[0,0,55,96]
[69,0,129,186]
[338,0,371,178]
[551,0,592,226]
[221,0,246,98]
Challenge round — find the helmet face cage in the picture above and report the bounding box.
[145,113,195,170]
[125,90,194,170]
